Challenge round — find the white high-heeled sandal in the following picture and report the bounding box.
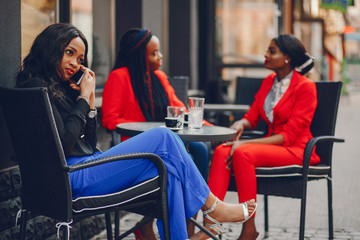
[202,197,222,239]
[239,201,257,224]
[203,198,257,239]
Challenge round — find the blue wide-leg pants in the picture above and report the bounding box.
[67,127,210,240]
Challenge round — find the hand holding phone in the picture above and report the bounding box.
[70,68,85,86]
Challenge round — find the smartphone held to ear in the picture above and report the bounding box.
[70,68,85,85]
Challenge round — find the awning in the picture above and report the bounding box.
[320,0,352,13]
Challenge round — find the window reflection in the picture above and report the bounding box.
[21,0,55,60]
[71,0,93,66]
[215,0,277,65]
[71,0,112,88]
[215,0,278,101]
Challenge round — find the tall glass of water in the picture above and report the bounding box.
[187,97,205,129]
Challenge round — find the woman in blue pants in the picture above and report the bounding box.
[68,127,211,239]
[15,23,256,240]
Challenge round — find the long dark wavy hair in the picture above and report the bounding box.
[15,23,88,98]
[273,34,314,75]
[113,28,169,121]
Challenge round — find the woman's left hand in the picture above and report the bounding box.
[223,140,246,169]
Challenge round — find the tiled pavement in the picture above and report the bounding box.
[93,91,360,239]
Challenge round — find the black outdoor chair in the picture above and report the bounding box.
[228,81,344,239]
[168,75,189,105]
[235,76,267,138]
[0,87,170,240]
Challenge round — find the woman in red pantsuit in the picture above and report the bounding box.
[207,35,320,240]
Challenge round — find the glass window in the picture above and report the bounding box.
[21,0,114,90]
[71,0,93,66]
[21,0,56,61]
[215,0,278,101]
[71,0,113,88]
[215,0,278,65]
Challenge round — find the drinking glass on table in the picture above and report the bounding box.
[167,106,185,129]
[187,97,205,129]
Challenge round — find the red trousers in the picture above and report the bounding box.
[208,143,319,204]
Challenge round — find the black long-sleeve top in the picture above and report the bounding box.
[19,78,98,158]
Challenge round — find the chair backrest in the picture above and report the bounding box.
[235,77,263,105]
[235,77,267,132]
[168,76,189,104]
[0,87,72,221]
[310,81,342,166]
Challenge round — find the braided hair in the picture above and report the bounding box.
[113,28,169,121]
[273,34,314,75]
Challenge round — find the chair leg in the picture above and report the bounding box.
[117,216,152,239]
[188,218,220,240]
[161,198,171,240]
[328,179,334,240]
[299,195,307,240]
[114,211,120,238]
[105,212,113,240]
[62,225,69,240]
[264,195,269,238]
[20,210,27,240]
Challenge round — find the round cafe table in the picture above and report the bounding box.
[116,122,236,142]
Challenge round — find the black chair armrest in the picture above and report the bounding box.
[67,152,166,172]
[66,152,167,189]
[302,136,345,172]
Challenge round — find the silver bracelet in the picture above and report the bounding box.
[76,95,90,105]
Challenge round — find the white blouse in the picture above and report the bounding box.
[263,72,293,123]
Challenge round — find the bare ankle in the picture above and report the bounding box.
[203,193,218,211]
[138,220,156,240]
[238,232,259,240]
[238,219,258,240]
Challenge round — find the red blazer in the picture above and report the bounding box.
[102,67,185,131]
[244,70,320,163]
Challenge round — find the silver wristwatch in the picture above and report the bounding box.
[88,108,97,119]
